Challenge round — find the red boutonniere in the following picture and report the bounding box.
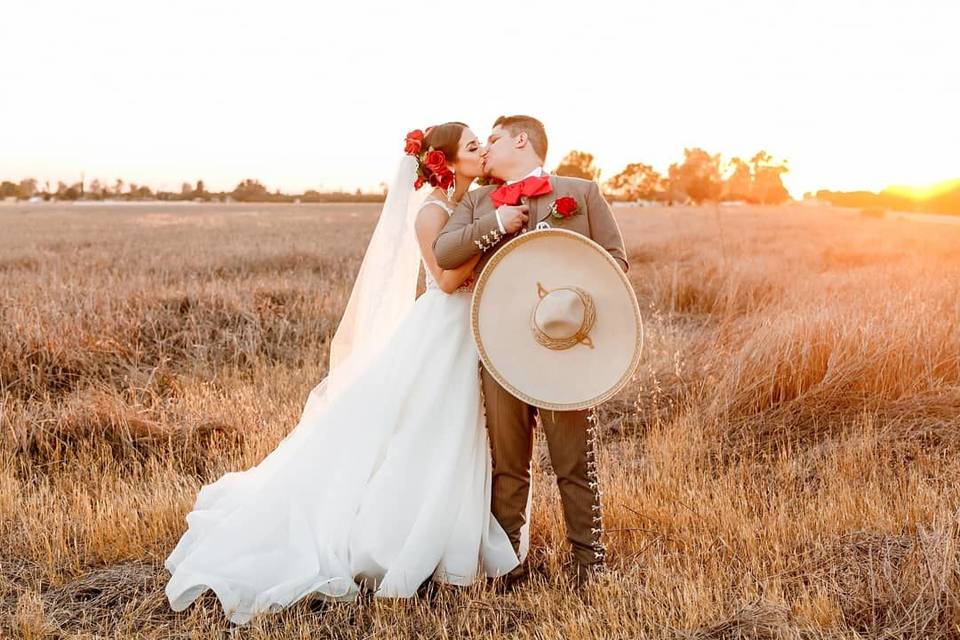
[549,195,580,220]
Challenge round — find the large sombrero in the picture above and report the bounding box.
[471,228,643,411]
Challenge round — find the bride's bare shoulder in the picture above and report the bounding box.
[418,199,451,217]
[415,201,449,236]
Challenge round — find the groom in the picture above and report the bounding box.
[433,115,629,586]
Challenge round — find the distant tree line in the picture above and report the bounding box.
[0,149,792,207]
[554,148,791,205]
[813,182,960,216]
[9,160,956,215]
[0,178,388,203]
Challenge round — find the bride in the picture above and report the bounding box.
[164,122,528,624]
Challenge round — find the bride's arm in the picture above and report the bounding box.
[416,204,482,294]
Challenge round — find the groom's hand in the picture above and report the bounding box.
[497,203,529,234]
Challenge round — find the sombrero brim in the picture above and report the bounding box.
[471,228,643,411]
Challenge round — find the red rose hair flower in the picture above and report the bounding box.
[404,129,424,155]
[436,169,454,190]
[405,126,454,191]
[424,150,447,174]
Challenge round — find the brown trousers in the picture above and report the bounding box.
[481,366,605,567]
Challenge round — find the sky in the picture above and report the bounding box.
[1,0,957,197]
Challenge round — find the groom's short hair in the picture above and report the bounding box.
[493,115,548,162]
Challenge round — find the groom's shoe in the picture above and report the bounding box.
[490,563,528,594]
[571,561,606,592]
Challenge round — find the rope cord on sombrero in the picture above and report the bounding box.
[531,283,597,351]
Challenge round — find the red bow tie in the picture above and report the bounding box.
[490,175,553,208]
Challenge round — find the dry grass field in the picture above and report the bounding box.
[2,201,960,639]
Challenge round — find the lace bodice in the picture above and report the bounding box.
[420,198,471,293]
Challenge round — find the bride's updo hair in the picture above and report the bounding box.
[404,121,468,190]
[423,122,467,164]
[419,122,467,186]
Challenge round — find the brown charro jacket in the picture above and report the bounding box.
[433,174,629,275]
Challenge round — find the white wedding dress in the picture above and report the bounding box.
[164,195,524,625]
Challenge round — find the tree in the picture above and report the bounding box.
[604,163,664,201]
[722,157,753,202]
[554,150,601,181]
[129,183,153,199]
[88,179,106,200]
[750,151,790,204]
[232,179,269,202]
[56,182,81,200]
[667,148,722,204]
[114,178,124,196]
[18,178,38,199]
[0,181,17,198]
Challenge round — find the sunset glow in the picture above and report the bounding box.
[1,0,957,197]
[886,179,960,201]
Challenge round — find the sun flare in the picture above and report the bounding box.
[885,179,960,201]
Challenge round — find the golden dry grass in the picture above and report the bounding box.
[2,201,960,639]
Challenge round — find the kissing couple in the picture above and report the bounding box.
[164,115,632,625]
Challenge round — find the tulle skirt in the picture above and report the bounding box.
[164,288,520,624]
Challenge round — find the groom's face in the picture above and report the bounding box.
[481,124,523,180]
